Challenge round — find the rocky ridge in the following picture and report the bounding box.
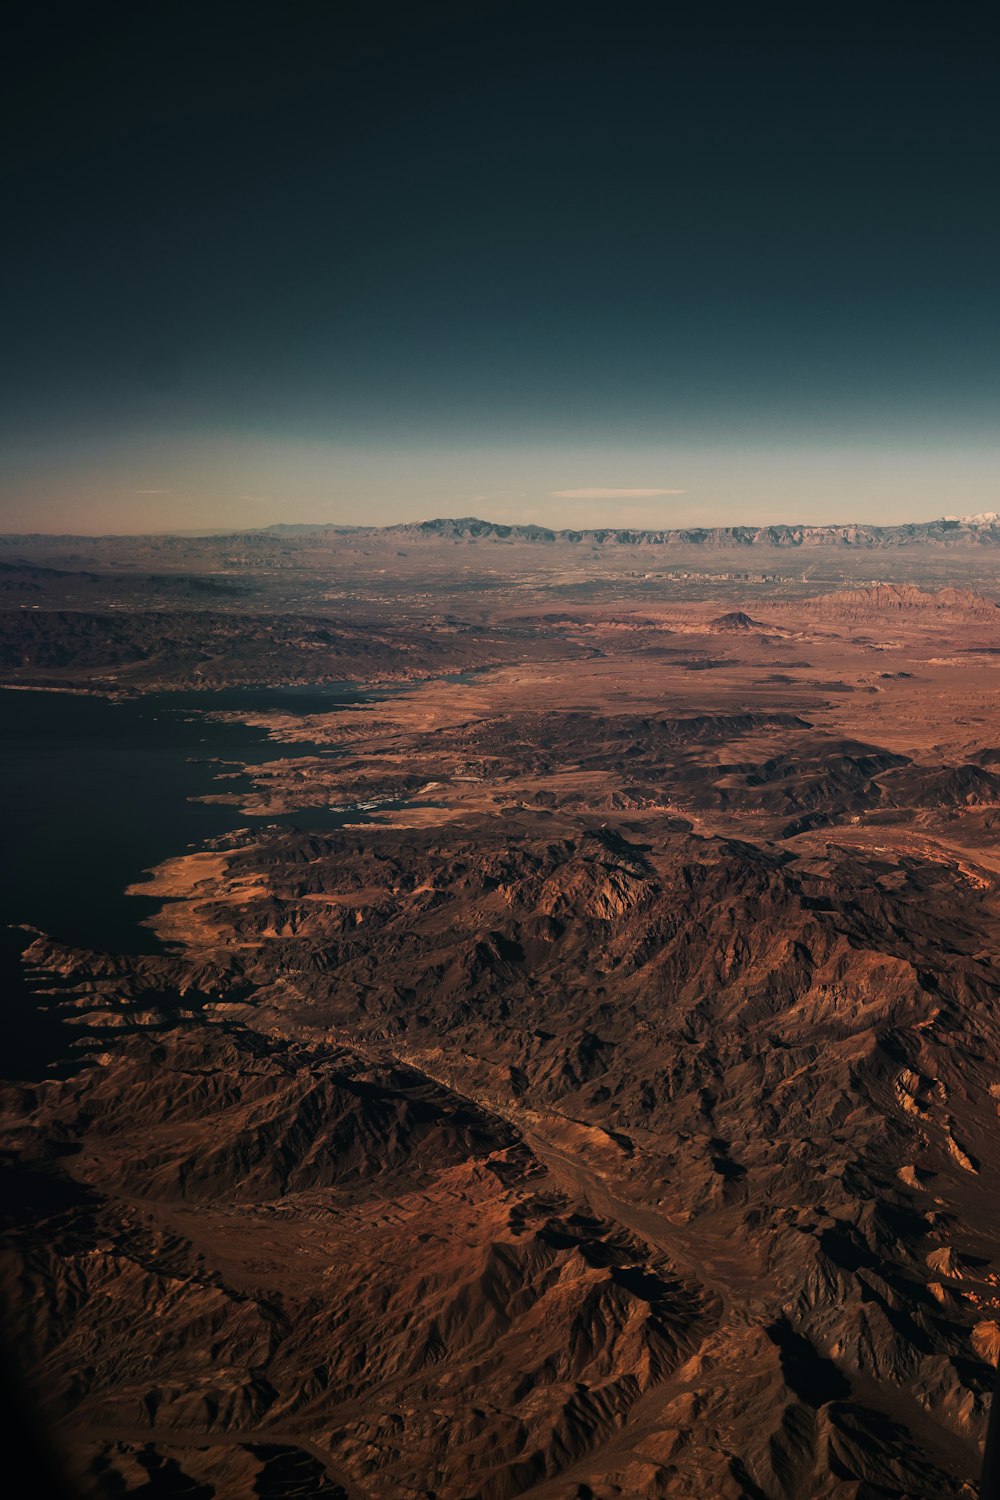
[4,579,1000,1497]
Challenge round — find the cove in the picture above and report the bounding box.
[0,681,409,1079]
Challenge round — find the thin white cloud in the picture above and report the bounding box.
[551,487,686,499]
[133,488,170,494]
[465,491,529,500]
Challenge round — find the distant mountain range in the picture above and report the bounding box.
[374,514,1000,548]
[5,513,1000,552]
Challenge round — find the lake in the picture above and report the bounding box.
[0,681,407,1079]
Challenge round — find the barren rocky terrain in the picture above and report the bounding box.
[3,521,1000,1497]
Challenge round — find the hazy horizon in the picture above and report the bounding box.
[2,488,998,540]
[3,433,998,535]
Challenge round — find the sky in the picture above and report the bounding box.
[2,1,997,533]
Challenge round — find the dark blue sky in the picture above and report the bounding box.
[3,1,998,531]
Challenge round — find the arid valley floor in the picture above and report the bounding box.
[3,518,1000,1498]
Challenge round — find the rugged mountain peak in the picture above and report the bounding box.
[804,582,998,617]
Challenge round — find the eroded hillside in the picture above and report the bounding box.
[3,568,1000,1498]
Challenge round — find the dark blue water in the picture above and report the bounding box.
[0,681,412,1079]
